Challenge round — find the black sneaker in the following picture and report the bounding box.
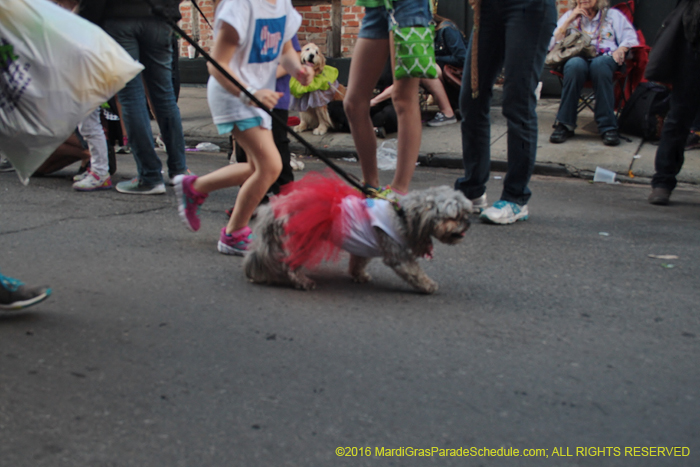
[0,273,51,311]
[0,157,14,173]
[602,130,621,146]
[550,123,574,144]
[685,132,700,150]
[427,112,457,127]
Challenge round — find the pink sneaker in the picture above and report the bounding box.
[173,175,208,231]
[217,226,252,256]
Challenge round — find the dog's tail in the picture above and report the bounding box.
[274,170,362,270]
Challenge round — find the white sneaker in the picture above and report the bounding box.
[72,171,112,192]
[73,169,90,182]
[480,200,528,224]
[469,194,488,213]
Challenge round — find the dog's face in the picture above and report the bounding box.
[300,43,325,75]
[402,186,472,255]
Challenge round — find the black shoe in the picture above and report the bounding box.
[602,130,621,146]
[648,187,671,205]
[374,127,386,139]
[685,132,700,150]
[550,123,574,144]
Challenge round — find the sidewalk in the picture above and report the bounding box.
[172,85,700,186]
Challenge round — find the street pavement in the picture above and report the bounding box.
[175,85,700,187]
[1,142,699,465]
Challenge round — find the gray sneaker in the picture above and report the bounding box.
[116,178,166,195]
[0,273,51,311]
[427,112,457,127]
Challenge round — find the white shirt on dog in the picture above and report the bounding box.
[338,197,407,258]
[207,0,301,130]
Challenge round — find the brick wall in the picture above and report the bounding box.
[176,0,572,58]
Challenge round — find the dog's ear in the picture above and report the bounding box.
[315,52,325,75]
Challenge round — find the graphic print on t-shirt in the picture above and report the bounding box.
[249,17,286,64]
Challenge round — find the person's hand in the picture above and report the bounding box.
[247,89,282,109]
[295,64,314,87]
[567,7,587,24]
[612,47,627,65]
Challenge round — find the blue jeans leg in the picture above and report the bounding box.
[556,57,589,128]
[456,0,556,205]
[103,19,186,185]
[589,55,619,134]
[652,43,700,191]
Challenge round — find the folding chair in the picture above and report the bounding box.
[549,66,630,118]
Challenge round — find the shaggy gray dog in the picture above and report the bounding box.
[244,184,473,294]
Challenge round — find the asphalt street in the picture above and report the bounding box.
[1,151,699,467]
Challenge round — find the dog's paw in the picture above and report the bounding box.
[312,127,328,136]
[352,272,372,283]
[294,124,307,133]
[294,279,316,291]
[417,279,438,294]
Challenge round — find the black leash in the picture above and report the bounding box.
[146,1,372,197]
[190,0,213,30]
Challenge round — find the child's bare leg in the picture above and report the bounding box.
[344,38,390,189]
[226,126,282,233]
[192,161,254,194]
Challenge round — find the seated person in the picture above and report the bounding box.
[34,132,90,177]
[548,0,638,147]
[328,60,398,137]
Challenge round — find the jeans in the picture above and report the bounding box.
[556,55,620,134]
[456,0,556,206]
[103,18,187,186]
[652,43,700,191]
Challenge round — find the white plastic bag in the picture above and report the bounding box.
[195,142,221,152]
[0,0,144,184]
[377,139,398,170]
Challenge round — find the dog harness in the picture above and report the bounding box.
[337,196,407,258]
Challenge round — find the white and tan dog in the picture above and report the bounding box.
[292,43,345,136]
[244,172,473,294]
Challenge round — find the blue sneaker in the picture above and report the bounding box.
[0,273,52,311]
[480,200,529,224]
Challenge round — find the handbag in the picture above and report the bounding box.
[545,9,607,69]
[384,0,438,80]
[645,0,689,83]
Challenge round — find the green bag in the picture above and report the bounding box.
[384,0,438,80]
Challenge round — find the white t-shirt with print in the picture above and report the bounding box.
[337,197,407,258]
[207,0,301,130]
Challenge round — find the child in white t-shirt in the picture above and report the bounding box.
[173,0,311,255]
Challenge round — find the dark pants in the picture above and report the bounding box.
[103,18,187,185]
[652,43,700,191]
[556,55,620,134]
[236,108,293,195]
[455,0,556,205]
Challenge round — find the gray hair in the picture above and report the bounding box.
[572,0,609,10]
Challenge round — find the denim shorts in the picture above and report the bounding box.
[216,117,263,135]
[359,0,432,40]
